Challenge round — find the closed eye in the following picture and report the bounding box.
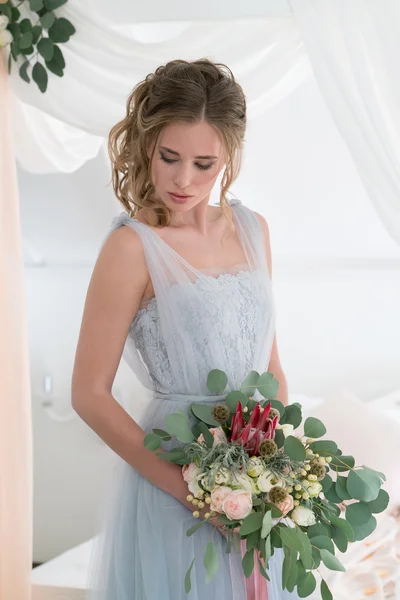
[159,153,213,171]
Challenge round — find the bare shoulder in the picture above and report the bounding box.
[253,210,271,239]
[253,211,272,277]
[71,224,149,402]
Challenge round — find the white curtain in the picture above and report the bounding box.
[10,0,310,173]
[0,50,33,600]
[290,0,400,248]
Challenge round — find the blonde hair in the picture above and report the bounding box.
[108,58,247,232]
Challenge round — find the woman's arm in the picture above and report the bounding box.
[254,211,289,406]
[71,226,205,517]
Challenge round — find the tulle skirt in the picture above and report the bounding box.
[86,395,300,600]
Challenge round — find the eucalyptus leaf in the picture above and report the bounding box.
[320,548,346,571]
[143,433,163,451]
[362,465,386,482]
[366,489,390,514]
[152,428,172,440]
[330,455,355,472]
[265,534,272,564]
[206,369,228,394]
[297,571,316,598]
[332,526,348,553]
[303,416,326,438]
[197,421,214,448]
[240,511,263,536]
[284,436,306,461]
[281,404,302,428]
[184,558,195,593]
[345,502,372,528]
[261,510,273,539]
[204,541,219,583]
[329,517,355,542]
[309,440,338,456]
[48,17,76,43]
[274,428,285,449]
[164,413,194,443]
[352,515,377,541]
[310,535,335,554]
[190,403,220,426]
[321,474,333,494]
[186,519,208,537]
[321,579,333,600]
[257,371,279,399]
[307,522,331,539]
[32,62,48,93]
[241,370,260,397]
[242,549,255,578]
[347,469,381,502]
[225,390,248,412]
[335,475,352,501]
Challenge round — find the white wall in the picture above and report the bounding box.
[19,76,400,562]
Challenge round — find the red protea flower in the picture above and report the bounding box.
[229,400,279,456]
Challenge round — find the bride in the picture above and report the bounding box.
[72,57,298,600]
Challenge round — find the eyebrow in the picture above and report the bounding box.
[159,146,218,160]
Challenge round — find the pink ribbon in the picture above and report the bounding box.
[240,539,269,600]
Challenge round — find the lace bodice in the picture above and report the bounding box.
[100,198,276,399]
[129,267,271,395]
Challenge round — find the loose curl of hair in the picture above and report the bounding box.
[108,58,247,234]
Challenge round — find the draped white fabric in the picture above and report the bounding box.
[10,0,310,173]
[290,0,400,248]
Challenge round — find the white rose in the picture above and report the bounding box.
[214,467,230,485]
[303,480,323,498]
[231,471,259,495]
[0,29,13,48]
[0,15,10,31]
[291,506,316,527]
[257,470,284,493]
[247,456,265,478]
[276,423,295,438]
[182,463,203,498]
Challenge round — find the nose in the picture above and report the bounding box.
[172,162,192,190]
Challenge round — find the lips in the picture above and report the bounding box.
[169,192,192,198]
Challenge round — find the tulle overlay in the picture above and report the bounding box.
[87,198,299,599]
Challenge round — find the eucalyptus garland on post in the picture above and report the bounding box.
[0,0,75,93]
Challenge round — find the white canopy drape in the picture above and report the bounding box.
[9,0,400,247]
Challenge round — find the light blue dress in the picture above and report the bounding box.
[87,198,300,600]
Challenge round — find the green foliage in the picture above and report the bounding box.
[164,412,194,443]
[280,403,302,428]
[203,541,219,583]
[190,403,220,426]
[241,370,260,397]
[2,0,75,91]
[240,512,263,536]
[225,390,248,412]
[184,558,195,593]
[257,371,279,399]
[309,440,338,456]
[143,433,163,451]
[366,489,390,514]
[297,570,316,597]
[303,417,326,438]
[319,549,346,571]
[284,435,306,461]
[242,548,255,577]
[206,369,228,394]
[261,510,273,539]
[347,468,382,502]
[321,579,333,600]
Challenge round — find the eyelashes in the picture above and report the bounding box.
[159,153,213,171]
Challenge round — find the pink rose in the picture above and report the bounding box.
[221,489,253,521]
[275,494,294,516]
[182,463,200,484]
[197,427,227,446]
[210,486,233,513]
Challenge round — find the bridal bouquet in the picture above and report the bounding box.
[144,369,389,598]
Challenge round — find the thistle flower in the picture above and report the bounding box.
[259,439,278,459]
[268,486,288,504]
[310,463,326,481]
[212,403,230,424]
[269,408,280,422]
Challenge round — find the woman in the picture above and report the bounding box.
[72,58,295,600]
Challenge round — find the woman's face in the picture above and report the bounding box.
[147,121,226,211]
